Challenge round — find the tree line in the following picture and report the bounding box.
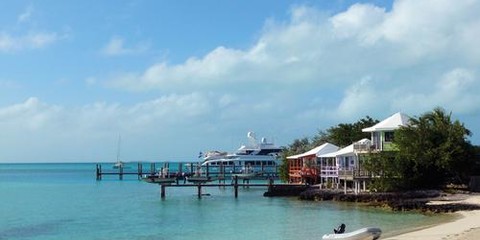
[279,107,480,191]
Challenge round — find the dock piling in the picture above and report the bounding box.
[234,176,238,198]
[96,164,102,180]
[119,165,123,180]
[150,163,156,175]
[138,163,143,180]
[197,184,202,199]
[161,185,166,199]
[268,177,274,192]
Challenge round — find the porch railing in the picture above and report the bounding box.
[338,169,371,178]
[320,166,338,177]
[353,143,377,152]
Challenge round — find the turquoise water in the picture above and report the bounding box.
[0,163,444,240]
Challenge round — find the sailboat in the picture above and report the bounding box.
[112,135,128,169]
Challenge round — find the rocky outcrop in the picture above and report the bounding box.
[263,184,309,197]
[298,189,480,213]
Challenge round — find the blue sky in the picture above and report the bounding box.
[1,0,479,163]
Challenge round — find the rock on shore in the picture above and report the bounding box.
[263,184,309,197]
[299,188,480,212]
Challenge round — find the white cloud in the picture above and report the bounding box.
[126,93,211,127]
[101,36,150,56]
[330,3,386,44]
[0,94,215,162]
[0,94,211,136]
[218,94,236,108]
[28,32,59,48]
[4,0,480,161]
[0,5,66,53]
[106,0,479,93]
[99,0,480,142]
[18,5,34,23]
[335,76,381,119]
[0,97,61,130]
[108,46,248,91]
[0,32,61,52]
[0,79,20,89]
[85,77,97,86]
[0,33,16,51]
[391,68,480,114]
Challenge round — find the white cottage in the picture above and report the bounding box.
[318,139,371,191]
[316,112,411,193]
[287,143,339,184]
[362,112,410,151]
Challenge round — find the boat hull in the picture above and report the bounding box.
[200,132,282,175]
[187,176,217,183]
[232,172,263,179]
[141,176,176,184]
[322,227,381,240]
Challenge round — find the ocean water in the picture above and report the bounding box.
[0,163,447,240]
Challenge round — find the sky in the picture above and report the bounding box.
[1,0,479,163]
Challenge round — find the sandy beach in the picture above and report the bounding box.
[385,194,480,240]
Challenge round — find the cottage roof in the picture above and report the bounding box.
[286,142,339,159]
[318,138,370,158]
[362,112,410,132]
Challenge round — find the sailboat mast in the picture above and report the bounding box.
[116,135,122,162]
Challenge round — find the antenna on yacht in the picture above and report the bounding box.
[247,131,257,147]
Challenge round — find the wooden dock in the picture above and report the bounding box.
[95,162,279,181]
[95,162,159,180]
[150,176,305,199]
[152,176,273,199]
[96,162,200,180]
[95,162,289,199]
[95,162,295,199]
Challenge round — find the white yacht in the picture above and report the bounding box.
[201,132,282,175]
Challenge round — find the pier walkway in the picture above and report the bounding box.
[95,162,279,181]
[95,162,295,199]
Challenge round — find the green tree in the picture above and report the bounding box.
[363,151,403,191]
[473,145,480,175]
[366,107,475,190]
[313,116,379,147]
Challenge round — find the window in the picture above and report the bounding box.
[384,131,395,142]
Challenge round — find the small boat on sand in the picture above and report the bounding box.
[322,227,381,240]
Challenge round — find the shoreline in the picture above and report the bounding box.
[384,194,480,240]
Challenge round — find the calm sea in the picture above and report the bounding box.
[0,163,448,240]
